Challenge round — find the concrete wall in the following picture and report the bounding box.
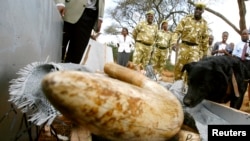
[0,0,62,140]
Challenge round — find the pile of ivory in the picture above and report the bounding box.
[41,62,186,141]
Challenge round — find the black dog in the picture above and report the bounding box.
[182,56,249,109]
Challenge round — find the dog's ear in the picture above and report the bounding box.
[181,62,197,73]
[212,65,229,85]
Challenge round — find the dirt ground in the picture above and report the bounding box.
[238,92,250,113]
[225,90,250,114]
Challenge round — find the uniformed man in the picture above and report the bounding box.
[172,2,209,81]
[132,10,158,68]
[151,20,174,76]
[207,34,214,56]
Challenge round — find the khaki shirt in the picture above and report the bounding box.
[207,45,213,56]
[155,30,173,48]
[132,21,158,45]
[173,15,209,55]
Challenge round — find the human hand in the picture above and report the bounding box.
[96,19,103,33]
[222,49,228,54]
[218,49,224,53]
[57,5,65,17]
[217,49,225,53]
[172,44,178,51]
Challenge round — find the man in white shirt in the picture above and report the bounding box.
[232,29,250,107]
[232,29,250,61]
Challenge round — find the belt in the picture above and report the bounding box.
[182,41,198,46]
[155,45,167,50]
[136,41,152,46]
[85,8,98,15]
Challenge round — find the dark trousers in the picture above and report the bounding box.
[117,51,131,66]
[233,56,250,72]
[62,8,98,63]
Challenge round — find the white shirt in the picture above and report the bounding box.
[215,44,226,56]
[87,0,97,10]
[116,35,134,53]
[232,41,250,60]
[56,0,97,10]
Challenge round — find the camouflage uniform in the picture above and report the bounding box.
[207,44,213,56]
[132,21,158,68]
[173,15,209,80]
[207,35,214,56]
[152,30,173,74]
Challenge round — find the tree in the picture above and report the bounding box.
[105,0,249,35]
[103,23,120,35]
[187,0,248,35]
[105,0,189,34]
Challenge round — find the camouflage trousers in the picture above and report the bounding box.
[132,42,153,68]
[174,44,201,81]
[151,47,169,74]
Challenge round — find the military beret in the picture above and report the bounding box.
[195,2,206,9]
[161,20,168,25]
[146,10,154,15]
